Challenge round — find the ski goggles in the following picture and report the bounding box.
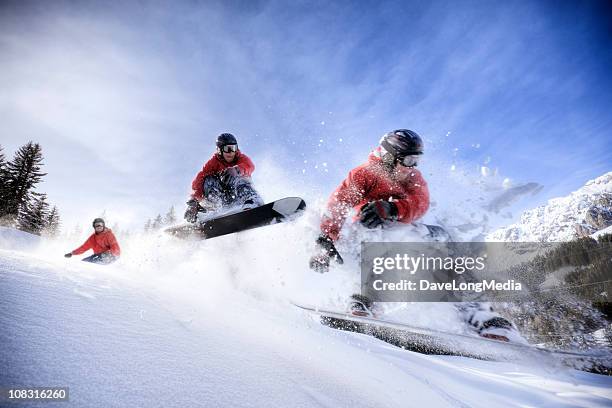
[94,223,104,228]
[397,155,420,167]
[220,144,238,153]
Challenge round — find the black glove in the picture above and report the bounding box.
[64,252,73,258]
[184,198,203,223]
[358,200,398,229]
[309,234,344,273]
[219,166,241,186]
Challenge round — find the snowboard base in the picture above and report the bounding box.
[166,197,306,240]
[294,303,612,374]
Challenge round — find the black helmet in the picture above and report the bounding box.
[380,129,424,158]
[92,218,105,227]
[216,133,238,148]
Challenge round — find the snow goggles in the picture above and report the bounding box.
[397,155,420,167]
[94,223,104,228]
[220,144,238,153]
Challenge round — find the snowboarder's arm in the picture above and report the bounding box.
[191,157,222,200]
[393,173,430,223]
[235,153,255,177]
[310,234,344,272]
[72,234,95,255]
[321,167,371,241]
[107,231,121,257]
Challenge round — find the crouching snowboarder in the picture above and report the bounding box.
[184,133,264,223]
[64,218,120,264]
[310,129,524,343]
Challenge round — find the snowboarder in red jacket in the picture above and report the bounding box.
[309,130,525,342]
[184,133,263,223]
[64,218,120,264]
[310,129,429,274]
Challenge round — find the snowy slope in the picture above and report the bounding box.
[0,226,41,250]
[488,172,612,242]
[1,232,611,407]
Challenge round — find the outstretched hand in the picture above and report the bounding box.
[309,234,343,273]
[64,252,73,258]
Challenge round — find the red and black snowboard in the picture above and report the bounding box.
[165,197,306,240]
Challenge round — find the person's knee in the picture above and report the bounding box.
[203,176,225,199]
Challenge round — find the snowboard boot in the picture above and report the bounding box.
[478,316,527,344]
[241,199,258,211]
[348,294,375,317]
[457,303,528,344]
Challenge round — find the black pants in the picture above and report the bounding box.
[82,253,118,265]
[203,175,263,207]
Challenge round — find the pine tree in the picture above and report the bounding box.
[1,142,47,226]
[44,205,61,237]
[163,205,177,226]
[0,145,7,207]
[144,219,152,233]
[19,194,50,235]
[152,214,163,230]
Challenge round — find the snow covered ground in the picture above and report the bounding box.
[1,227,611,407]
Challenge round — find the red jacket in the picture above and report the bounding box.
[72,228,121,257]
[321,149,430,241]
[191,152,255,200]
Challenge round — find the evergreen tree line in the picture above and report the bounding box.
[144,206,176,233]
[0,142,61,236]
[535,235,611,273]
[510,235,611,285]
[512,234,612,292]
[563,234,612,316]
[501,235,611,349]
[508,234,611,318]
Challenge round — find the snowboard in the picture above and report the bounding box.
[166,197,306,240]
[293,302,611,374]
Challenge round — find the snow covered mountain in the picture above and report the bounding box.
[488,172,612,242]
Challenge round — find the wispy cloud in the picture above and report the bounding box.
[1,1,610,229]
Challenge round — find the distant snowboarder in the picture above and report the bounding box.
[310,129,430,273]
[64,218,120,264]
[184,133,264,223]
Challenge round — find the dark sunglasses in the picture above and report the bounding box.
[94,224,104,228]
[221,145,238,153]
[397,155,420,168]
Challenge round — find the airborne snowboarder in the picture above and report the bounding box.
[166,132,305,240]
[184,133,264,223]
[309,129,523,342]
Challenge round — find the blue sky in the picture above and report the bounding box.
[1,0,611,230]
